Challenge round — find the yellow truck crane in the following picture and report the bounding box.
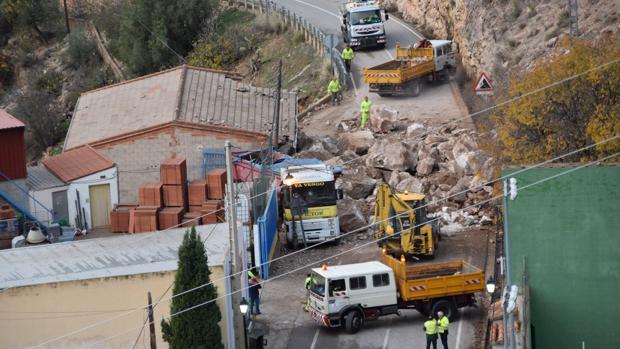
[307,253,485,333]
[374,183,439,258]
[363,40,455,97]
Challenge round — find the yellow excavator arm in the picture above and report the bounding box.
[374,183,438,258]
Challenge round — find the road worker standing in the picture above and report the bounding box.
[360,96,372,129]
[423,315,438,349]
[341,45,354,73]
[328,77,342,106]
[303,273,316,311]
[437,311,450,349]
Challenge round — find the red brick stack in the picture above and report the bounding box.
[133,206,160,233]
[161,158,188,208]
[202,200,224,224]
[0,204,16,220]
[159,207,185,230]
[182,212,203,227]
[188,180,208,212]
[110,204,138,233]
[138,182,163,207]
[207,169,227,199]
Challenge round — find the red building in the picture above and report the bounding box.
[0,109,27,181]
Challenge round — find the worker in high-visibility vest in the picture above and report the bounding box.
[437,311,450,349]
[341,45,354,72]
[360,96,372,129]
[303,273,316,312]
[328,77,342,106]
[423,315,438,349]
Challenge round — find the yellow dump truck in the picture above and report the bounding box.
[363,40,455,97]
[307,253,485,333]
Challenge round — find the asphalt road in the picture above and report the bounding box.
[276,0,425,94]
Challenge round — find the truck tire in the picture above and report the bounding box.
[344,310,364,334]
[409,79,420,97]
[430,298,457,321]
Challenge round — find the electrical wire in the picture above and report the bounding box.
[28,133,619,348]
[83,151,620,348]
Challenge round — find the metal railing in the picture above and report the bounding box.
[232,0,351,89]
[0,170,53,226]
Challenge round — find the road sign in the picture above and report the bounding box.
[473,72,494,95]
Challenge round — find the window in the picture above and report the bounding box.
[310,273,326,297]
[329,279,346,296]
[373,273,390,287]
[349,276,367,290]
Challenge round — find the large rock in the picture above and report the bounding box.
[296,130,314,151]
[341,178,377,199]
[370,106,398,133]
[324,150,359,168]
[366,139,417,172]
[396,176,428,193]
[406,123,426,137]
[296,142,333,161]
[338,198,368,233]
[338,130,375,155]
[318,136,340,155]
[447,176,473,203]
[416,146,439,177]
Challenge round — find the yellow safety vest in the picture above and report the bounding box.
[328,80,341,93]
[360,100,372,114]
[424,319,438,335]
[341,48,354,60]
[438,316,449,333]
[305,277,315,289]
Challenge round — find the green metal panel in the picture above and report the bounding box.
[502,166,620,349]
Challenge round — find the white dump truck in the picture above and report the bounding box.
[340,0,389,49]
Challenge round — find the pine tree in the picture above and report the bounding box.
[161,227,223,349]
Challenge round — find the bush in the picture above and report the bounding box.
[66,29,97,68]
[33,70,64,96]
[0,54,13,87]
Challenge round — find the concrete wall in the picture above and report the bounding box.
[503,166,620,349]
[0,268,227,349]
[29,185,69,223]
[95,125,265,203]
[67,167,118,228]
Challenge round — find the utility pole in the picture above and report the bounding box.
[147,292,157,349]
[568,0,578,36]
[225,141,238,272]
[272,60,283,146]
[62,0,71,33]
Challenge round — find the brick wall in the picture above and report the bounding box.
[95,125,265,203]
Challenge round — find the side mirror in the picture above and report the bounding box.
[336,189,344,200]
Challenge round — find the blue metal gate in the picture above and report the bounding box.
[256,183,278,279]
[201,148,226,178]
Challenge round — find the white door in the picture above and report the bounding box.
[327,278,349,314]
[434,45,447,71]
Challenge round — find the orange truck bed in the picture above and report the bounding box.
[363,45,435,85]
[383,254,485,302]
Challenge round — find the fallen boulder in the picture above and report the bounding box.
[366,139,417,172]
[338,130,375,155]
[341,178,377,199]
[370,105,398,133]
[338,198,368,232]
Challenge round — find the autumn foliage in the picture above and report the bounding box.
[495,36,620,163]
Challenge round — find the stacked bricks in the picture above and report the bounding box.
[159,207,185,230]
[161,158,187,208]
[188,180,208,212]
[132,206,159,233]
[0,204,16,220]
[182,212,202,227]
[207,169,227,199]
[202,200,223,224]
[110,204,138,233]
[138,182,163,207]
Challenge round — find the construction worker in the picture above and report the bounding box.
[360,96,372,129]
[423,315,438,349]
[341,45,354,73]
[249,277,262,315]
[303,273,315,311]
[437,311,450,349]
[328,77,342,106]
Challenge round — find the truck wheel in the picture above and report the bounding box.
[344,310,364,334]
[409,79,420,97]
[430,299,457,321]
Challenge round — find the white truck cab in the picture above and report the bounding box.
[308,262,399,334]
[341,0,389,49]
[429,40,456,71]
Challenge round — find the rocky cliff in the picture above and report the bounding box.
[380,0,619,77]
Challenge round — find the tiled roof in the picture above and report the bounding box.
[0,225,229,289]
[26,166,66,191]
[0,109,25,130]
[64,65,297,149]
[42,146,114,182]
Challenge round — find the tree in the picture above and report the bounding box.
[161,227,223,349]
[0,0,60,42]
[116,0,216,76]
[495,36,620,163]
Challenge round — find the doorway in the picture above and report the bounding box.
[89,184,111,227]
[52,190,69,223]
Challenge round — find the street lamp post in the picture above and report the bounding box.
[239,298,249,349]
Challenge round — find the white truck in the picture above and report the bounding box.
[340,0,389,49]
[281,164,342,248]
[308,254,485,333]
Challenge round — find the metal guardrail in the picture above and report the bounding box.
[233,0,351,89]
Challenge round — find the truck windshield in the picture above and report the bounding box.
[310,272,326,297]
[288,181,337,208]
[351,10,382,25]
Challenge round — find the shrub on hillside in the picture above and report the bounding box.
[66,29,97,68]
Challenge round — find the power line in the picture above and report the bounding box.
[29,133,619,347]
[85,151,620,347]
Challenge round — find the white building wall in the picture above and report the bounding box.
[67,167,118,228]
[28,186,68,223]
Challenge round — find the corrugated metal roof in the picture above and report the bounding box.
[65,65,297,149]
[0,224,229,289]
[0,109,25,130]
[26,166,66,191]
[42,146,114,182]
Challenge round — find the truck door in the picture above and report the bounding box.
[434,45,447,71]
[327,278,349,314]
